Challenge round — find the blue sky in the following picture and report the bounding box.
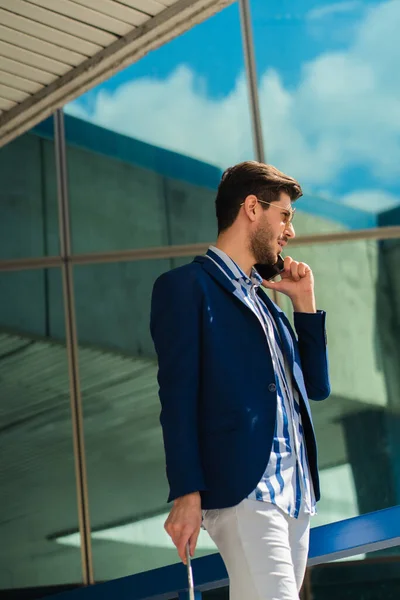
[81,0,378,98]
[67,0,399,215]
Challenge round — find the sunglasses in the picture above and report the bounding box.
[240,198,295,225]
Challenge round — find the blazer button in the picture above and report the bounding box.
[268,383,276,392]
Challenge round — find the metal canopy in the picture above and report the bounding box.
[0,0,232,148]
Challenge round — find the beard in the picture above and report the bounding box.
[249,217,278,265]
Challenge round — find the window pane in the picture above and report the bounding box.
[251,0,400,235]
[64,4,253,254]
[73,259,217,581]
[277,237,400,524]
[72,238,400,580]
[202,545,400,600]
[0,119,59,259]
[310,546,400,600]
[0,268,82,590]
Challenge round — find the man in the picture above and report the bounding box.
[150,161,330,600]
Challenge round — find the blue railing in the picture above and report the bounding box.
[44,506,400,600]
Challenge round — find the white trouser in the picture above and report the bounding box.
[203,499,310,600]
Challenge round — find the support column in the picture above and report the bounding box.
[239,0,280,305]
[54,109,94,585]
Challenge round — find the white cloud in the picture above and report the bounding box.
[66,67,253,168]
[341,190,400,212]
[307,1,362,21]
[65,1,400,212]
[65,101,90,120]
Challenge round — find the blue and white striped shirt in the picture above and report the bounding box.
[206,246,316,518]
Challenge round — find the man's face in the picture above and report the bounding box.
[249,191,295,265]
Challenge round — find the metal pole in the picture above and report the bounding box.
[239,0,280,303]
[54,109,94,586]
[239,0,265,164]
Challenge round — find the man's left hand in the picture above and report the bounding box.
[261,256,317,313]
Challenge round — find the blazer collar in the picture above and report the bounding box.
[194,255,236,296]
[257,286,294,363]
[195,255,283,316]
[195,255,293,363]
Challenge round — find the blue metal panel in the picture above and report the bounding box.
[32,116,222,193]
[41,506,400,600]
[308,505,400,565]
[178,592,203,600]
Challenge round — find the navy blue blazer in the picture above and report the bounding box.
[150,255,330,510]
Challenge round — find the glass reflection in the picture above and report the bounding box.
[310,546,400,600]
[73,259,217,581]
[277,237,400,524]
[0,118,58,259]
[0,268,81,589]
[251,0,400,234]
[64,3,253,253]
[202,548,400,600]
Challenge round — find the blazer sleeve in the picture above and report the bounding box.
[150,269,207,502]
[293,310,331,401]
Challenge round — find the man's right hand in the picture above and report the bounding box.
[164,491,202,564]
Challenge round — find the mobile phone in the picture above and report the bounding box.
[255,254,285,281]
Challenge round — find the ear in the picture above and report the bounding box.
[242,194,258,222]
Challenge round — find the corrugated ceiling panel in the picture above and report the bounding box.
[0,40,70,76]
[27,0,142,34]
[0,83,29,103]
[0,0,233,146]
[0,56,57,85]
[116,0,167,16]
[0,97,16,110]
[0,8,102,56]
[0,70,43,94]
[0,331,28,354]
[0,331,157,423]
[72,0,154,22]
[157,0,185,5]
[1,0,117,46]
[0,24,85,66]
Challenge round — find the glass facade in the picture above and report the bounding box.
[251,0,400,236]
[0,120,59,260]
[309,547,400,600]
[1,0,399,598]
[0,269,81,590]
[279,239,400,525]
[74,260,172,579]
[64,3,252,254]
[70,259,219,580]
[203,547,400,600]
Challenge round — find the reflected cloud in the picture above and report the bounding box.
[307,1,363,21]
[340,190,400,213]
[66,1,400,212]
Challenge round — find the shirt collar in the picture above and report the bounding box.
[206,246,263,288]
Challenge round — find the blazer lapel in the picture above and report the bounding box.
[258,289,315,426]
[257,287,295,367]
[196,254,292,355]
[196,255,269,317]
[196,255,312,415]
[194,254,237,297]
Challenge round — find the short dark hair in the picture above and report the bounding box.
[215,161,303,234]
